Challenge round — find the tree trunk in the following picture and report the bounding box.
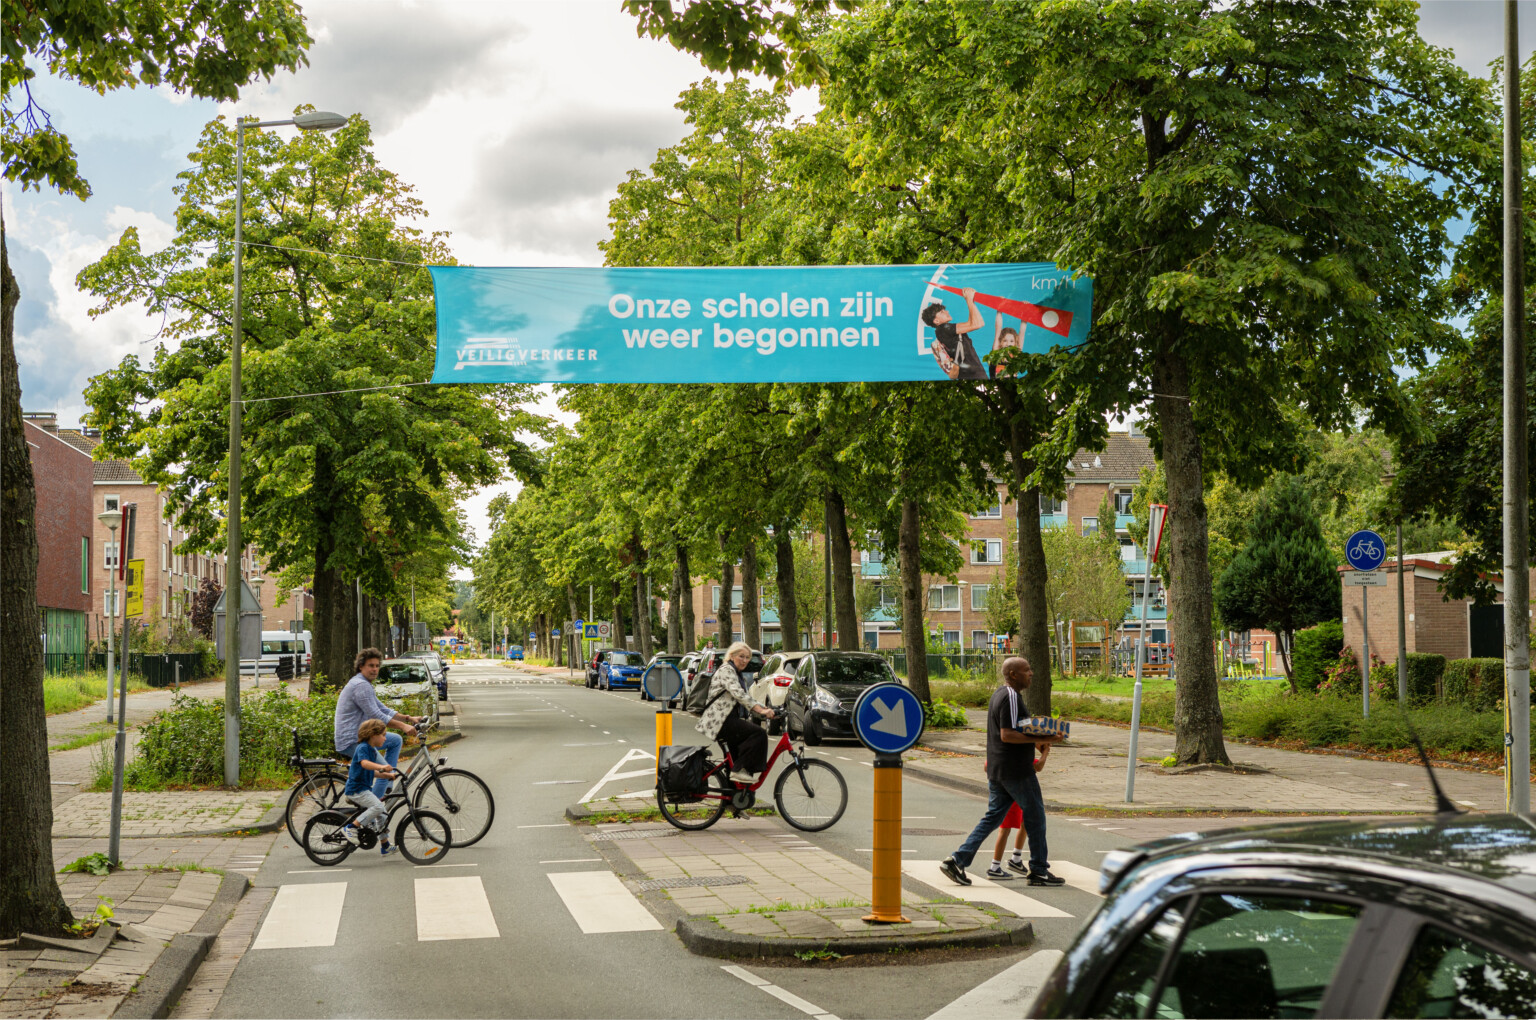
[774,525,799,652]
[1003,402,1054,715]
[566,584,581,662]
[1154,345,1230,765]
[309,463,352,690]
[610,580,628,652]
[677,542,695,652]
[826,491,858,650]
[367,593,388,653]
[0,225,73,938]
[898,497,931,703]
[741,538,761,650]
[667,555,683,654]
[632,572,652,660]
[717,536,735,647]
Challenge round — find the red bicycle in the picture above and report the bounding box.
[656,728,848,832]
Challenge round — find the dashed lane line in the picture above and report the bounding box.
[723,965,840,1020]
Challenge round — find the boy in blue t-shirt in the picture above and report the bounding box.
[343,718,399,853]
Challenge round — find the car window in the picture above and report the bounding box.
[1387,924,1536,1019]
[377,663,428,684]
[1155,893,1362,1019]
[798,658,815,686]
[815,657,894,687]
[608,651,640,666]
[1088,898,1191,1018]
[762,655,781,676]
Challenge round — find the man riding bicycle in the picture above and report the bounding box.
[334,647,425,800]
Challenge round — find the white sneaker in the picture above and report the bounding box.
[729,770,758,784]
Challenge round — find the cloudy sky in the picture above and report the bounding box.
[5,0,1529,559]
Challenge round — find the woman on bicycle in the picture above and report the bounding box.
[696,642,776,784]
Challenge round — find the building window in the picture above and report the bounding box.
[1082,517,1098,536]
[928,585,960,611]
[1120,538,1138,562]
[711,586,745,612]
[103,542,119,570]
[104,494,119,513]
[879,585,898,608]
[864,547,884,565]
[942,630,960,646]
[161,589,168,618]
[972,630,991,649]
[971,539,1003,564]
[1114,490,1134,514]
[104,591,119,617]
[81,538,90,593]
[973,500,1002,519]
[970,583,990,611]
[1040,494,1066,515]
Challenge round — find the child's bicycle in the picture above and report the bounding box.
[301,762,452,866]
[656,728,848,833]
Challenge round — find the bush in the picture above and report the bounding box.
[923,698,969,728]
[128,686,339,786]
[1316,645,1361,697]
[1370,653,1446,706]
[1444,658,1504,711]
[1291,620,1344,691]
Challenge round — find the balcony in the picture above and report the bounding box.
[1121,557,1149,575]
[1115,513,1137,531]
[1040,513,1068,529]
[1125,604,1167,621]
[860,560,888,578]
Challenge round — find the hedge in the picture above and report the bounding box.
[1367,653,1445,706]
[1444,658,1504,711]
[128,687,339,786]
[1291,620,1343,691]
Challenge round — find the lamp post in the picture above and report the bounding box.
[223,111,348,786]
[956,580,969,669]
[293,586,306,676]
[250,575,265,685]
[98,511,121,723]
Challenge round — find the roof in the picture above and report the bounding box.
[1131,813,1536,896]
[47,427,144,483]
[1065,431,1156,483]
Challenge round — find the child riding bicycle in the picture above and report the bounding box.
[343,719,400,854]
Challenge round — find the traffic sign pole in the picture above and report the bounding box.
[1127,503,1168,802]
[643,663,684,780]
[1363,586,1371,719]
[865,753,908,924]
[1345,530,1387,720]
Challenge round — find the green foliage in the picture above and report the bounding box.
[922,698,969,729]
[1443,658,1505,711]
[125,687,338,787]
[43,671,150,716]
[1291,621,1345,692]
[59,854,115,877]
[1040,525,1131,663]
[1317,646,1364,698]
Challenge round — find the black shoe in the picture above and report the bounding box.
[1028,867,1066,887]
[939,856,971,887]
[984,865,1015,881]
[1007,857,1028,875]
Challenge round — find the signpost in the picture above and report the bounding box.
[643,662,686,778]
[1345,529,1387,719]
[597,621,612,639]
[584,623,599,640]
[853,682,925,924]
[1126,503,1168,803]
[125,559,145,618]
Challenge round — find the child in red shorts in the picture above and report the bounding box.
[984,741,1050,880]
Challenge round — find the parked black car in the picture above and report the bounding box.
[683,649,764,714]
[1029,812,1536,1018]
[782,651,900,745]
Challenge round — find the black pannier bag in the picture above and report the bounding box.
[658,745,709,799]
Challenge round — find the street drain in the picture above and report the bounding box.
[633,875,751,891]
[902,827,964,836]
[588,828,682,841]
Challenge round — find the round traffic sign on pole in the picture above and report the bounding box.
[597,621,612,639]
[852,682,925,756]
[643,662,684,703]
[1345,530,1387,572]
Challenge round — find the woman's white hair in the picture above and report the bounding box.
[724,641,753,661]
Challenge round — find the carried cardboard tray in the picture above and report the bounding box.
[1018,716,1069,739]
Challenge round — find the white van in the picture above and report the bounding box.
[240,630,311,676]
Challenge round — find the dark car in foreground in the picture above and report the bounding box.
[1029,813,1536,1019]
[783,651,900,744]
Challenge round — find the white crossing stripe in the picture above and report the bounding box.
[904,861,1072,918]
[1046,860,1104,896]
[414,876,500,941]
[926,949,1064,1019]
[251,882,347,949]
[547,871,663,933]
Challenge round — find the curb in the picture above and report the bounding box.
[674,912,1034,959]
[113,872,250,1019]
[564,803,595,823]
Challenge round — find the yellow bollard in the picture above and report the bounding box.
[655,707,673,781]
[864,756,910,924]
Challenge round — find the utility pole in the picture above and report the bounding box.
[109,504,137,864]
[1506,0,1531,816]
[356,578,365,652]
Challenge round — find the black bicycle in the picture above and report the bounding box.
[284,729,347,844]
[301,764,452,866]
[399,720,496,847]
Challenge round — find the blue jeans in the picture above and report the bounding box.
[346,789,386,832]
[341,732,402,799]
[951,769,1048,873]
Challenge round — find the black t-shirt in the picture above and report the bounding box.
[985,684,1036,782]
[934,323,988,380]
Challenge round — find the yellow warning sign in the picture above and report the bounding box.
[126,559,145,617]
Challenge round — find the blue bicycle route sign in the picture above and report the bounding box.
[1345,529,1387,572]
[853,682,926,756]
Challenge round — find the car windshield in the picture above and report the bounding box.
[377,663,429,684]
[609,652,641,666]
[260,640,296,654]
[817,657,893,686]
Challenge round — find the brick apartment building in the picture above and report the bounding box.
[36,418,284,649]
[24,414,93,668]
[687,429,1163,653]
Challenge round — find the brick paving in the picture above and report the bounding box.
[169,886,275,1020]
[714,903,994,940]
[52,792,278,838]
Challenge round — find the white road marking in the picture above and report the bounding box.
[251,882,347,949]
[722,965,840,1020]
[1044,860,1103,895]
[415,876,500,941]
[904,861,1072,918]
[547,872,664,934]
[531,781,585,786]
[517,823,568,828]
[926,949,1064,1019]
[415,862,478,869]
[578,747,659,804]
[540,858,601,864]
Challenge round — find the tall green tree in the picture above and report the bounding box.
[79,115,540,687]
[1215,477,1343,691]
[1,0,310,939]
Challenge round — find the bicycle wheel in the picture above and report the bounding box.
[395,809,452,865]
[656,769,730,831]
[411,768,495,848]
[774,758,848,832]
[286,770,346,845]
[301,810,355,866]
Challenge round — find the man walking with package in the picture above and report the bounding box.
[940,656,1066,887]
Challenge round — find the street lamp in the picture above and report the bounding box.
[956,580,969,669]
[293,586,306,676]
[224,110,349,787]
[98,510,121,723]
[250,574,265,685]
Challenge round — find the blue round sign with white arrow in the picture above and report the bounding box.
[852,682,925,756]
[1345,529,1387,572]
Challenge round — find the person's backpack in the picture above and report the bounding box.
[658,745,709,799]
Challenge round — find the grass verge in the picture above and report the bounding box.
[50,727,116,752]
[45,671,153,716]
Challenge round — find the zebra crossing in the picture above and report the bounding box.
[249,870,661,949]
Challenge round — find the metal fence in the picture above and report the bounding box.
[878,651,998,679]
[84,651,207,687]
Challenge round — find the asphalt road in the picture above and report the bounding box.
[212,660,1227,1019]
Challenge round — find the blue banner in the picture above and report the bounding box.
[429,263,1091,384]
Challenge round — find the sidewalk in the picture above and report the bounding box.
[908,715,1503,813]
